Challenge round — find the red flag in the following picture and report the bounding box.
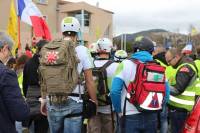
[30,16,51,40]
[18,0,52,40]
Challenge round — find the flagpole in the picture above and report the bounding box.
[18,16,21,49]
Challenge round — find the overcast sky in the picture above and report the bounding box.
[67,0,200,36]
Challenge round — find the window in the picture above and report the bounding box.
[104,25,110,37]
[37,0,48,4]
[69,10,91,27]
[84,12,90,27]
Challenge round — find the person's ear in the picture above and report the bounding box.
[1,45,7,53]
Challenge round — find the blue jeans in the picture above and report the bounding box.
[159,105,168,133]
[47,99,83,133]
[120,112,157,133]
[169,109,188,133]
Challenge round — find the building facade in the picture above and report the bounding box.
[0,0,113,48]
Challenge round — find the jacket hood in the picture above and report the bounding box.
[131,51,153,62]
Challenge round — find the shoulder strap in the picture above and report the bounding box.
[100,60,113,71]
[93,60,113,70]
[129,58,139,63]
[129,58,157,65]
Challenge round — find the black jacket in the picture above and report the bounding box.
[170,56,196,96]
[23,54,40,96]
[153,51,168,66]
[0,61,29,133]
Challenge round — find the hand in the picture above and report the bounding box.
[89,99,98,106]
[40,100,47,116]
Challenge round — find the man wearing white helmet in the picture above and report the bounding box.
[88,38,119,133]
[88,42,98,59]
[40,17,97,133]
[114,50,128,62]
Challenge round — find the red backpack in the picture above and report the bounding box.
[126,59,166,112]
[182,97,200,133]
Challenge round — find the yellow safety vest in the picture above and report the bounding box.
[168,63,200,111]
[18,72,24,96]
[155,59,176,86]
[194,59,200,77]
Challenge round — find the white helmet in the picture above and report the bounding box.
[61,17,80,33]
[96,38,113,53]
[88,43,97,53]
[114,50,128,62]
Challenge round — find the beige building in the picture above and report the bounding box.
[0,0,113,48]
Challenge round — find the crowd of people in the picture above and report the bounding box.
[0,16,200,133]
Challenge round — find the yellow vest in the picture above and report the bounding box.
[18,72,24,96]
[194,59,200,77]
[169,63,200,111]
[165,66,176,86]
[155,59,176,85]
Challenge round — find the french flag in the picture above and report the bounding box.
[182,42,193,54]
[17,0,51,40]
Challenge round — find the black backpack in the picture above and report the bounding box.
[92,60,113,106]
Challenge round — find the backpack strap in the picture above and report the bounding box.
[99,60,113,71]
[123,82,128,116]
[93,60,113,99]
[99,60,113,93]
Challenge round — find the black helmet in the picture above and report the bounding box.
[133,36,154,53]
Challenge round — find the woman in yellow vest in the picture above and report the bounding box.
[165,47,200,133]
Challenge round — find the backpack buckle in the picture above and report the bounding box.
[49,95,68,105]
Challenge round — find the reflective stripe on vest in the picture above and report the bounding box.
[170,96,194,105]
[169,63,198,111]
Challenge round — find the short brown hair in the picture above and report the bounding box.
[167,47,183,57]
[15,54,29,70]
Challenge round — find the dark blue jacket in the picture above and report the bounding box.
[0,61,30,133]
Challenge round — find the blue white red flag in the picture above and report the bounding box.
[17,0,51,40]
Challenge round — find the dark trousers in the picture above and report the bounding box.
[29,115,49,133]
[120,112,157,133]
[169,109,188,133]
[26,86,49,133]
